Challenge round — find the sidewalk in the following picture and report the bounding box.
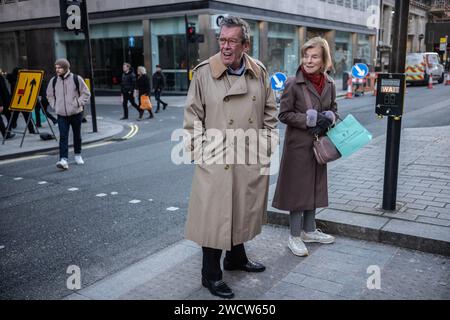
[268,125,450,256]
[64,125,450,301]
[0,116,124,160]
[65,225,449,300]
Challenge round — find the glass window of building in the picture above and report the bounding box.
[334,31,353,80]
[267,22,298,76]
[357,33,372,65]
[151,16,199,92]
[55,21,143,90]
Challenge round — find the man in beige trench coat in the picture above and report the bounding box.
[183,16,278,299]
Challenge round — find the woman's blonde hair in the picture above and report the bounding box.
[300,37,333,73]
[137,66,147,75]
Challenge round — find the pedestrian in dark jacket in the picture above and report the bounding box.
[272,37,338,257]
[0,89,15,140]
[135,66,154,119]
[152,65,168,113]
[120,63,142,120]
[0,73,15,138]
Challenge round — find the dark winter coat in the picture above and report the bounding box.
[121,70,136,94]
[152,71,166,91]
[136,74,151,95]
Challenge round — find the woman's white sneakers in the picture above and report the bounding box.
[301,229,335,244]
[288,229,335,257]
[288,235,309,257]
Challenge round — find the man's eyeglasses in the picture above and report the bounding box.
[218,37,243,47]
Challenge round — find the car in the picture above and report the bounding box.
[405,52,445,85]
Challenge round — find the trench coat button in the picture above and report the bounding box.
[224,97,230,102]
[251,96,256,101]
[229,119,234,125]
[248,118,253,124]
[224,164,230,170]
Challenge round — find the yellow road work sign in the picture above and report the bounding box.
[84,78,91,92]
[10,70,44,112]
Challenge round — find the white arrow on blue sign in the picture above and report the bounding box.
[351,63,369,79]
[128,37,135,48]
[271,72,287,91]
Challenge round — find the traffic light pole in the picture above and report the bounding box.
[184,14,190,89]
[80,0,97,133]
[382,0,409,210]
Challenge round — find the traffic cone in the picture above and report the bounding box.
[428,74,433,89]
[445,73,450,85]
[346,77,353,99]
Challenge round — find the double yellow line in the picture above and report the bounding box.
[122,123,139,140]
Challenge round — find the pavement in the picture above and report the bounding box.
[1,93,449,301]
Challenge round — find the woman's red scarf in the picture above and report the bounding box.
[301,66,325,95]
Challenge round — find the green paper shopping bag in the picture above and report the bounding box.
[326,114,372,157]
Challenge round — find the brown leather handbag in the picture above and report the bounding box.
[301,84,341,165]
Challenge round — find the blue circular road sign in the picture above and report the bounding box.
[351,63,369,79]
[271,72,287,91]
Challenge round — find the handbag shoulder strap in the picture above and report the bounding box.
[301,83,313,110]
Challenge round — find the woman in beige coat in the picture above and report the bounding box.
[272,37,338,257]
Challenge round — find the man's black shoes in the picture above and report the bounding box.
[202,277,234,299]
[223,259,266,273]
[163,103,168,110]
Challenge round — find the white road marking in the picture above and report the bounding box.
[0,245,5,250]
[148,199,153,202]
[129,199,141,204]
[0,154,49,165]
[83,141,114,150]
[68,187,79,191]
[38,181,48,185]
[96,193,107,197]
[111,192,118,195]
[14,177,23,180]
[166,207,179,211]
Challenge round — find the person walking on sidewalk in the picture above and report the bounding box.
[183,16,278,299]
[272,37,337,257]
[35,77,58,127]
[46,58,91,170]
[120,62,142,120]
[135,66,154,120]
[0,73,15,139]
[152,65,168,113]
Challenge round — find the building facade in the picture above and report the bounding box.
[0,0,379,93]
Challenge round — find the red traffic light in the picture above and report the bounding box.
[187,26,195,35]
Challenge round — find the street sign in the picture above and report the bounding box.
[59,0,82,33]
[128,36,135,48]
[375,73,405,117]
[9,70,44,112]
[271,72,287,91]
[352,63,369,79]
[439,37,447,52]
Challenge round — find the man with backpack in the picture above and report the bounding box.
[46,58,91,170]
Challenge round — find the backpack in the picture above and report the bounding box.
[52,73,80,98]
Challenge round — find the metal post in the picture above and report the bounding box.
[185,14,190,89]
[80,0,98,133]
[382,0,409,210]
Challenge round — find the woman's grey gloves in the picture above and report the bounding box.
[308,112,333,136]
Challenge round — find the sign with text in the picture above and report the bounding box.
[375,73,405,117]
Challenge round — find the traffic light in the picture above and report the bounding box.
[187,25,196,43]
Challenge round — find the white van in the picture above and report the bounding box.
[405,52,445,85]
